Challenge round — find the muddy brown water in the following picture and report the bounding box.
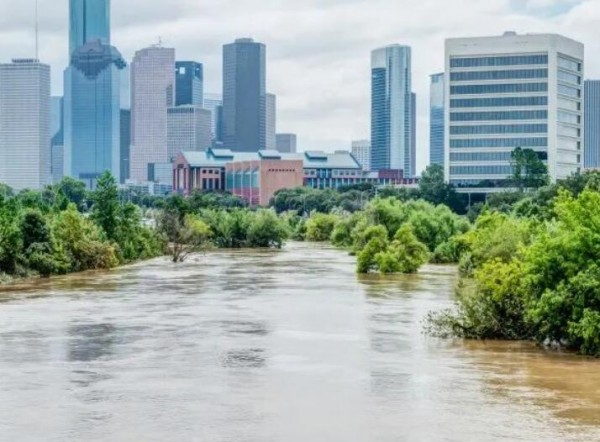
[0,243,598,441]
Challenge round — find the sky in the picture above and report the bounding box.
[0,0,599,173]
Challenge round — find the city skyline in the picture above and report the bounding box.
[3,1,599,173]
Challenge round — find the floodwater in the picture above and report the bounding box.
[0,243,598,442]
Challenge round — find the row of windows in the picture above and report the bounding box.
[450,165,514,175]
[450,124,547,135]
[450,137,548,148]
[450,96,548,108]
[450,151,548,162]
[558,70,581,85]
[451,83,548,95]
[558,124,581,138]
[558,97,581,112]
[558,56,582,73]
[558,84,581,98]
[558,110,581,125]
[450,55,548,68]
[267,169,296,173]
[450,110,548,121]
[450,69,548,82]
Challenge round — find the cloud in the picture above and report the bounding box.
[0,0,597,173]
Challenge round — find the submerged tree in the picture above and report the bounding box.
[159,211,212,263]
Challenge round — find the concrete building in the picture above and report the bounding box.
[64,41,125,187]
[0,59,51,190]
[446,32,584,190]
[430,73,445,167]
[371,44,415,176]
[222,38,266,151]
[351,140,372,171]
[175,61,203,107]
[167,106,212,160]
[130,46,176,182]
[203,92,223,143]
[585,80,600,169]
[266,93,277,150]
[276,133,297,153]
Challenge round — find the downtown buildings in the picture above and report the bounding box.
[584,80,600,169]
[430,73,445,167]
[351,140,372,171]
[0,60,51,191]
[445,32,584,190]
[276,133,298,153]
[371,45,416,177]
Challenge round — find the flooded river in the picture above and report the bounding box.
[0,243,598,441]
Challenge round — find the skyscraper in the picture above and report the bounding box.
[130,46,175,182]
[51,96,64,183]
[351,140,371,171]
[175,61,203,107]
[223,38,266,152]
[69,0,110,56]
[0,59,51,190]
[371,45,414,175]
[446,33,584,189]
[167,106,212,160]
[411,92,417,176]
[266,93,277,150]
[276,133,297,153]
[64,41,125,187]
[585,80,600,169]
[120,109,130,183]
[204,92,223,143]
[430,73,445,167]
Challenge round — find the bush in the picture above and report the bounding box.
[305,213,339,242]
[246,210,289,248]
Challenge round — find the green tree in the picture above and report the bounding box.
[54,177,88,211]
[161,213,212,263]
[91,171,120,241]
[375,225,430,274]
[419,165,467,213]
[305,213,339,242]
[510,147,549,191]
[246,209,289,248]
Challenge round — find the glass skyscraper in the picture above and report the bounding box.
[446,33,584,189]
[69,0,110,56]
[175,61,203,107]
[222,38,266,152]
[430,73,445,167]
[584,80,600,169]
[266,93,277,150]
[371,45,415,176]
[203,93,223,143]
[64,42,126,187]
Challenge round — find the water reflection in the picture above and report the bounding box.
[0,243,597,441]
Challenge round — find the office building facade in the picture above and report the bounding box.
[175,61,203,107]
[51,96,65,183]
[0,59,51,190]
[276,133,297,153]
[446,33,584,189]
[222,38,266,151]
[585,80,600,169]
[120,109,130,183]
[266,93,277,150]
[69,0,110,56]
[204,92,223,143]
[130,46,176,182]
[167,106,212,160]
[371,45,415,176]
[352,140,372,171]
[430,73,445,167]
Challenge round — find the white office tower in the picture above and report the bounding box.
[445,33,584,190]
[167,106,212,161]
[0,59,51,190]
[351,140,372,171]
[130,46,176,182]
[266,93,277,150]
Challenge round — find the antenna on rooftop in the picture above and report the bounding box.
[35,0,39,60]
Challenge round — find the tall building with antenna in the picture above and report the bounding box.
[69,0,110,56]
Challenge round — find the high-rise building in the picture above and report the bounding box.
[430,73,445,167]
[266,93,277,150]
[0,59,51,190]
[167,106,212,160]
[352,140,372,171]
[371,45,415,176]
[276,133,297,153]
[223,38,266,152]
[585,80,600,169]
[120,109,130,183]
[446,33,584,189]
[51,96,64,183]
[175,61,203,107]
[64,41,125,187]
[130,46,176,182]
[69,0,110,56]
[411,92,417,176]
[204,92,223,143]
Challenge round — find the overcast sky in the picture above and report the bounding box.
[1,0,599,172]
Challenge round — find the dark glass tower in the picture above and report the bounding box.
[175,61,203,107]
[222,38,266,152]
[429,73,445,167]
[69,0,110,56]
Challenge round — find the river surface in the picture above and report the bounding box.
[0,243,598,442]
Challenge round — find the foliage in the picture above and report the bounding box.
[159,211,212,263]
[305,213,339,242]
[375,225,430,274]
[510,147,549,191]
[419,165,467,214]
[246,209,289,248]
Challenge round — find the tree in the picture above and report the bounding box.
[246,209,289,248]
[375,225,430,274]
[305,213,339,242]
[20,209,51,252]
[55,177,88,211]
[159,212,212,263]
[91,171,120,241]
[510,147,549,191]
[419,164,467,213]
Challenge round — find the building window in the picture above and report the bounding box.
[450,110,548,122]
[450,83,548,95]
[450,54,548,68]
